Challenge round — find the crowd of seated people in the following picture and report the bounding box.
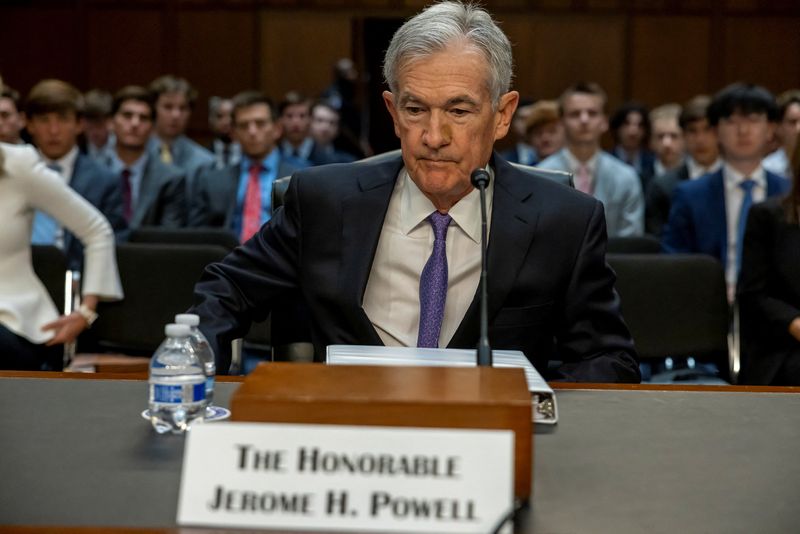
[3,68,800,385]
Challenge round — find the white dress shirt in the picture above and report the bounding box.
[37,146,79,248]
[362,167,494,348]
[563,148,599,192]
[723,162,766,301]
[687,156,722,180]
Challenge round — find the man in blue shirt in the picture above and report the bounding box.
[188,91,302,241]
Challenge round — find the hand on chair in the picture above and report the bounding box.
[42,312,90,346]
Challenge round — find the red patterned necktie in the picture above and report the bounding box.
[240,164,262,242]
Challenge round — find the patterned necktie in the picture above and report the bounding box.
[575,163,592,194]
[240,164,262,242]
[120,169,133,222]
[160,143,173,164]
[735,179,756,276]
[417,211,452,348]
[31,163,63,246]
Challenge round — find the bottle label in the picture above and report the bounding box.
[205,376,215,394]
[151,382,205,404]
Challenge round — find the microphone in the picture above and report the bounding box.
[470,169,492,367]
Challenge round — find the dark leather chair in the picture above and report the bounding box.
[130,226,239,251]
[607,253,731,381]
[607,235,662,254]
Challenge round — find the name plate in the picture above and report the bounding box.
[178,422,514,533]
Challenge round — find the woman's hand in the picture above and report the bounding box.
[41,312,89,346]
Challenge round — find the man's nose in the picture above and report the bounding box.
[422,112,450,148]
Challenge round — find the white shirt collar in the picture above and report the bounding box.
[563,148,599,176]
[38,146,79,183]
[398,165,494,245]
[687,156,722,179]
[723,161,766,190]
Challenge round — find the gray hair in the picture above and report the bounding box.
[382,1,513,107]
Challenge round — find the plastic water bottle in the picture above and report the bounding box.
[175,313,216,414]
[148,323,206,434]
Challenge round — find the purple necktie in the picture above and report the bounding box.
[417,211,452,348]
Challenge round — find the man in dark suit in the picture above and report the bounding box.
[105,85,187,229]
[646,95,722,236]
[308,100,358,164]
[25,79,127,270]
[189,91,302,240]
[663,83,790,302]
[190,1,640,383]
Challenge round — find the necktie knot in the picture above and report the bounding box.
[428,211,452,240]
[739,179,755,193]
[47,163,63,174]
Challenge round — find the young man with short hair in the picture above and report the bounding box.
[762,89,800,178]
[0,84,25,145]
[662,83,790,301]
[649,103,685,177]
[309,100,357,164]
[25,79,127,269]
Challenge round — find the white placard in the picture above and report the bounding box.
[178,422,515,533]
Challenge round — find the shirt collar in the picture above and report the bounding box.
[109,150,148,175]
[563,148,599,175]
[687,156,722,179]
[398,165,494,245]
[241,147,279,172]
[723,161,766,189]
[39,146,78,178]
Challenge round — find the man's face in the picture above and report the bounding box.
[280,103,311,146]
[528,121,564,160]
[683,118,719,167]
[383,43,518,210]
[84,117,111,149]
[777,102,800,151]
[210,99,233,138]
[0,97,24,143]
[310,105,339,146]
[26,110,83,160]
[716,111,775,165]
[650,117,685,169]
[112,100,154,151]
[155,91,190,140]
[233,103,282,161]
[561,93,607,147]
[618,111,646,151]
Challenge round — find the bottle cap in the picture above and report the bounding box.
[165,323,191,338]
[174,313,200,326]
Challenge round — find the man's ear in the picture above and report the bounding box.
[383,91,401,138]
[493,90,520,141]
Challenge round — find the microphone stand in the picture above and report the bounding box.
[471,169,493,367]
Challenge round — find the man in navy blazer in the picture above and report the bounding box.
[25,79,127,270]
[663,83,790,301]
[190,1,639,382]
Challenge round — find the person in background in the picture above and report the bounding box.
[499,101,536,165]
[321,57,367,158]
[538,82,645,237]
[277,91,318,167]
[0,76,123,371]
[523,99,564,164]
[309,100,358,164]
[0,84,25,145]
[649,103,685,180]
[646,95,721,236]
[82,89,116,164]
[762,89,800,179]
[662,83,790,302]
[107,85,187,229]
[610,101,655,186]
[189,2,640,383]
[738,135,800,386]
[207,96,240,170]
[189,91,302,240]
[25,79,127,270]
[147,75,214,191]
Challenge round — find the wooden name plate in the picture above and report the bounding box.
[230,362,533,499]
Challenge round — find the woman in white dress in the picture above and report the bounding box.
[0,79,123,369]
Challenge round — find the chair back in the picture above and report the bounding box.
[130,227,239,251]
[86,243,230,355]
[607,235,662,254]
[32,245,69,314]
[607,253,730,362]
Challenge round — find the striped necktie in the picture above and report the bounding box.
[417,211,452,348]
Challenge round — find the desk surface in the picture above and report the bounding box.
[1,374,799,533]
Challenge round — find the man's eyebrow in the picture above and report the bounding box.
[446,96,479,108]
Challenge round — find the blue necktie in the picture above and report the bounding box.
[31,163,63,246]
[417,212,452,348]
[735,179,756,276]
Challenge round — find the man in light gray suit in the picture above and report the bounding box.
[148,75,214,193]
[538,82,644,237]
[107,85,187,230]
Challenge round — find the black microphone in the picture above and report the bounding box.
[470,168,492,367]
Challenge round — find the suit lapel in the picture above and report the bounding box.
[707,169,727,261]
[132,156,158,227]
[449,155,540,348]
[222,165,240,229]
[339,158,403,344]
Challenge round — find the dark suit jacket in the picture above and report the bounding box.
[190,153,640,382]
[188,159,301,229]
[130,156,187,229]
[64,154,128,270]
[661,168,790,261]
[645,163,690,237]
[738,197,800,385]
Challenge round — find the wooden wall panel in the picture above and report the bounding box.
[722,17,800,93]
[86,9,164,91]
[1,8,82,93]
[505,15,626,107]
[630,16,710,106]
[259,10,353,102]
